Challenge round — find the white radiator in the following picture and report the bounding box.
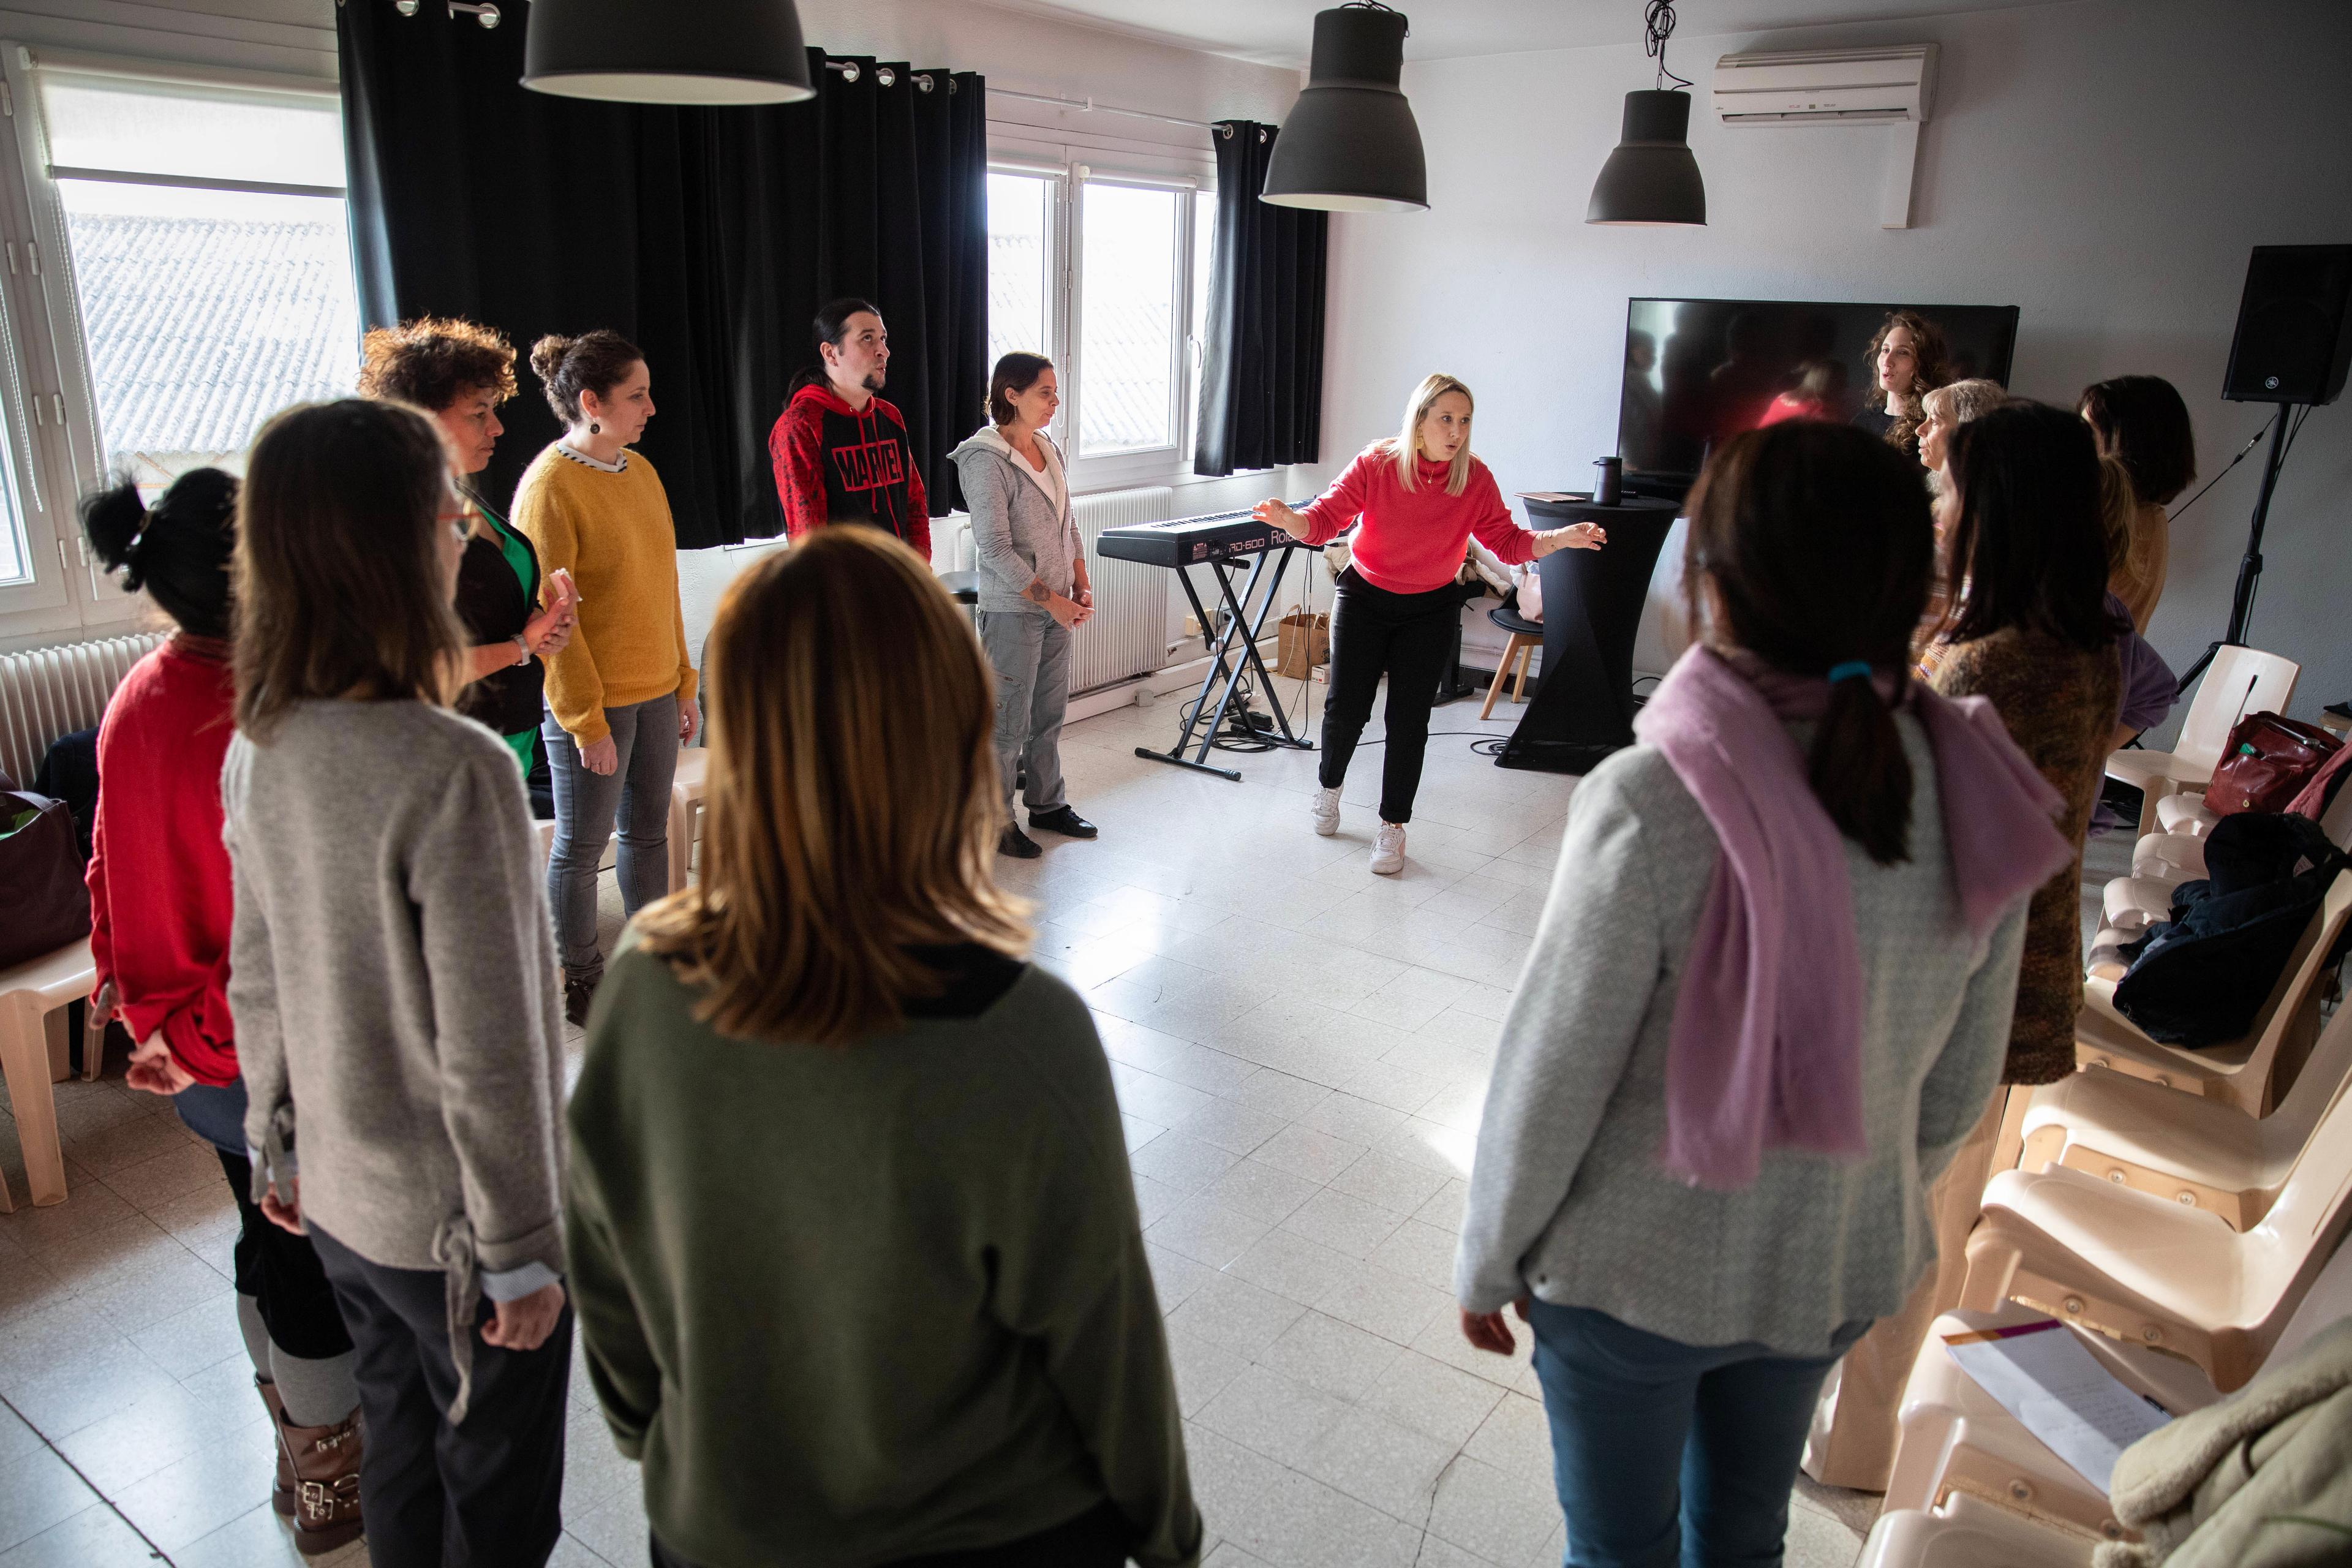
[1071,486,1173,694]
[0,633,164,787]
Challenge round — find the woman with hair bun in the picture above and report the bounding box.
[1854,309,1952,459]
[80,469,367,1552]
[359,316,576,815]
[512,329,698,1023]
[949,351,1097,860]
[1455,421,2068,1559]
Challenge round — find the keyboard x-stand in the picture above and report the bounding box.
[1095,508,1317,782]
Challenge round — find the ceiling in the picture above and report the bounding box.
[977,0,2060,66]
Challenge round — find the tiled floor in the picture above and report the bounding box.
[2,673,2116,1566]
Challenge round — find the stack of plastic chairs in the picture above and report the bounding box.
[1860,979,2352,1565]
[1862,1226,2352,1565]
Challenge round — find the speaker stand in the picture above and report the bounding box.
[2176,403,2299,690]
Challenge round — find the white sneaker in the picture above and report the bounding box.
[1311,786,1341,837]
[1371,821,1406,875]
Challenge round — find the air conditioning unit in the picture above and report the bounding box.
[1711,44,1937,126]
[1711,44,1940,230]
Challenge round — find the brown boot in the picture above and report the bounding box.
[254,1378,297,1516]
[272,1397,365,1555]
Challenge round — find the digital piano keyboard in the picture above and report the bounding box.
[1095,508,1290,568]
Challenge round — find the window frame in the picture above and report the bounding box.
[986,123,1217,495]
[0,44,352,647]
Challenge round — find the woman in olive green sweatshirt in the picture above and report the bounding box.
[565,527,1200,1568]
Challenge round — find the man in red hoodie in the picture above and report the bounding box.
[769,297,932,560]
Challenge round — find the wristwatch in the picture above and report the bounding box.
[511,634,531,666]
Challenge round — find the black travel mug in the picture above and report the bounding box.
[1593,456,1623,507]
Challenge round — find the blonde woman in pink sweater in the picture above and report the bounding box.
[1256,374,1602,874]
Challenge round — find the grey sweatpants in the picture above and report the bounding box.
[978,609,1072,815]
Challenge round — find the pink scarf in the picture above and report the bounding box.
[1632,645,2071,1190]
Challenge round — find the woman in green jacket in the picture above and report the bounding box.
[565,526,1201,1568]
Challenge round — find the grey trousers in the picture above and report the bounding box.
[978,609,1071,815]
[543,691,679,975]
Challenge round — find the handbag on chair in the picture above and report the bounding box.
[0,790,91,969]
[2206,712,2340,817]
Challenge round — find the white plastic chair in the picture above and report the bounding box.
[666,747,709,893]
[2025,994,2352,1229]
[2106,647,2297,838]
[0,938,96,1207]
[1859,1493,2097,1567]
[1961,1030,2352,1391]
[2073,869,2352,1114]
[2154,794,2217,837]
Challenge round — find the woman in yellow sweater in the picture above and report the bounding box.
[513,330,699,1023]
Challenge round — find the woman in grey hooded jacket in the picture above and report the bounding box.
[951,353,1098,859]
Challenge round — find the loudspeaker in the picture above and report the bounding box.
[2223,244,2352,405]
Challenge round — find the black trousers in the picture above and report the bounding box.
[309,1224,571,1568]
[1317,567,1461,824]
[216,1149,353,1360]
[650,1499,1129,1568]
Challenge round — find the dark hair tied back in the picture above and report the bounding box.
[987,352,1054,426]
[1681,423,1937,865]
[529,328,643,424]
[79,468,238,640]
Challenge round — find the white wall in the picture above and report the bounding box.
[1305,0,2352,736]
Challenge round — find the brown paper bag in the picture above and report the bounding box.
[1276,608,1330,678]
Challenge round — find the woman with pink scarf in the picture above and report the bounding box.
[1453,422,2070,1568]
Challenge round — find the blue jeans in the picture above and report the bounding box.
[174,1077,249,1154]
[1526,1301,1863,1568]
[544,692,680,974]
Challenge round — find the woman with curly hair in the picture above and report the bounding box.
[1853,309,1951,461]
[358,317,577,813]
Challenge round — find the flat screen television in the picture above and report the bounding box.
[1617,296,2021,492]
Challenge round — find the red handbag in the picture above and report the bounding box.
[2206,712,2342,817]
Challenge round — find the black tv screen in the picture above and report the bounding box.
[1618,296,2021,484]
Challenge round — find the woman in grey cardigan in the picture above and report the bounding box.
[1455,424,2070,1568]
[227,399,571,1568]
[950,353,1096,860]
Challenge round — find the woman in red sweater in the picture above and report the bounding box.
[81,471,366,1552]
[1256,374,1603,873]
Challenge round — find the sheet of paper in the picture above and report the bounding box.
[1944,1319,2172,1493]
[1516,491,1591,503]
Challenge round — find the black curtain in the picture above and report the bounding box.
[1194,121,1327,477]
[339,12,987,546]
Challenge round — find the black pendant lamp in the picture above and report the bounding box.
[1261,2,1428,213]
[522,0,815,105]
[1586,1,1706,226]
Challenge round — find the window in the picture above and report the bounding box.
[986,170,1056,371]
[984,140,1217,489]
[0,49,361,641]
[1077,181,1178,454]
[39,68,360,488]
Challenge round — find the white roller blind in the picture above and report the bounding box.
[37,67,345,189]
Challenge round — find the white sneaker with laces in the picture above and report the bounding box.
[1371,821,1406,875]
[1311,786,1341,837]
